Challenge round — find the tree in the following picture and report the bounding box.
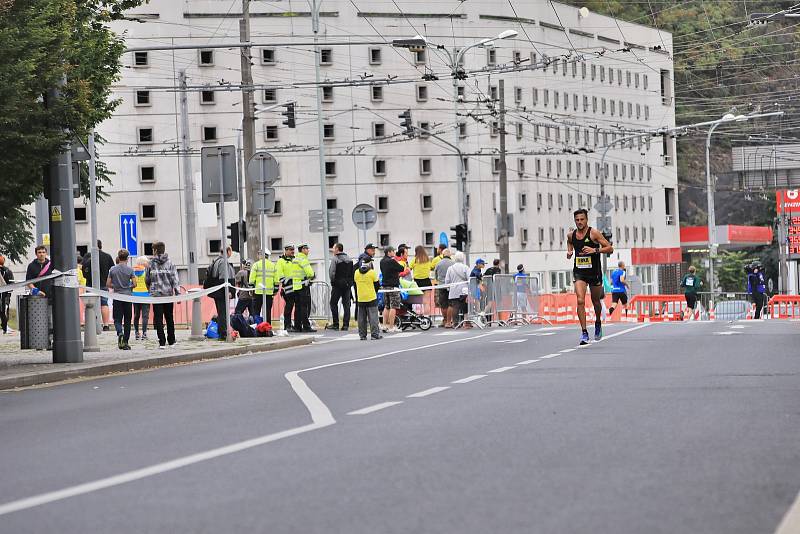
[716,250,752,292]
[0,0,144,262]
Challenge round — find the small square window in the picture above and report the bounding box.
[326,198,337,210]
[492,157,501,174]
[322,85,333,102]
[376,195,389,212]
[208,240,222,255]
[323,124,335,140]
[421,194,433,211]
[369,48,382,65]
[143,243,154,256]
[418,121,430,138]
[264,125,278,141]
[263,88,277,103]
[74,206,87,222]
[141,204,157,220]
[423,232,434,246]
[202,126,217,142]
[134,90,150,106]
[320,48,333,65]
[137,127,153,144]
[200,90,215,104]
[419,158,432,175]
[371,86,383,102]
[199,49,214,66]
[261,48,276,65]
[374,159,387,176]
[134,51,148,67]
[270,237,283,251]
[268,200,283,217]
[378,233,390,247]
[325,161,337,178]
[414,49,426,64]
[487,48,496,66]
[139,165,155,182]
[416,85,428,102]
[458,122,467,138]
[373,122,386,138]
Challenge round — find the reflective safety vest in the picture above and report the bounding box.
[249,259,276,295]
[276,255,303,293]
[295,252,315,286]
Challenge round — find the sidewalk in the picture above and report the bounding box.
[0,328,313,390]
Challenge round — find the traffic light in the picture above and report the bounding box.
[398,109,414,137]
[227,220,246,253]
[449,223,468,251]
[602,230,613,257]
[281,102,296,128]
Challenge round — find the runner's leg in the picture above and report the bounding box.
[574,280,588,332]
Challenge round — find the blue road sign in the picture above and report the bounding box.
[120,213,138,256]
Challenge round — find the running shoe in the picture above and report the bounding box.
[594,323,603,341]
[579,331,590,345]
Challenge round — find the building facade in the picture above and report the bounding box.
[20,0,680,292]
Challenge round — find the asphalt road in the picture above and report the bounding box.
[0,320,798,533]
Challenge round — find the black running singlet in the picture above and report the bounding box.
[571,227,602,279]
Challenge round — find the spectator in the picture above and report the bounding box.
[444,251,470,327]
[470,258,486,281]
[410,245,433,288]
[107,249,136,350]
[484,259,502,278]
[433,248,454,326]
[380,246,407,333]
[430,243,447,272]
[0,255,14,334]
[132,255,150,341]
[234,260,255,317]
[25,245,54,297]
[356,243,377,269]
[76,254,86,287]
[328,243,353,331]
[747,262,767,319]
[82,240,115,331]
[354,260,382,340]
[206,246,236,341]
[146,241,180,348]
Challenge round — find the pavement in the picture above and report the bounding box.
[0,319,797,533]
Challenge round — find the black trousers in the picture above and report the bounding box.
[251,294,273,324]
[295,286,312,330]
[283,291,296,330]
[752,292,766,319]
[112,300,133,343]
[212,293,229,339]
[235,296,256,316]
[0,293,9,333]
[133,303,149,334]
[152,303,175,346]
[329,285,352,327]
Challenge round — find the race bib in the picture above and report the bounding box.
[575,256,592,269]
[685,276,694,285]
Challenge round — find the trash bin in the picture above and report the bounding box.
[18,295,50,350]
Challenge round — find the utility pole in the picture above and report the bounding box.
[46,81,83,363]
[240,0,258,261]
[179,71,199,285]
[88,132,101,335]
[34,196,49,249]
[312,0,332,282]
[498,79,510,272]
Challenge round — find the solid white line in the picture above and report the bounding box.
[560,348,577,353]
[347,401,404,415]
[775,489,800,534]
[451,375,487,384]
[540,353,560,359]
[516,359,541,365]
[599,323,652,341]
[488,366,516,373]
[407,386,450,398]
[0,331,496,517]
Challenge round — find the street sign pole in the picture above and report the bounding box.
[218,148,232,343]
[259,156,267,319]
[361,210,367,251]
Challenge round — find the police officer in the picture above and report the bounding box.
[294,243,316,332]
[249,249,277,323]
[276,244,299,331]
[747,262,767,319]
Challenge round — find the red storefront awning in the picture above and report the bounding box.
[680,225,773,248]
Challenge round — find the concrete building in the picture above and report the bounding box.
[20,0,680,293]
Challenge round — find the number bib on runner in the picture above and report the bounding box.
[576,256,592,269]
[685,276,695,285]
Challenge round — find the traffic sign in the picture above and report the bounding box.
[352,204,377,230]
[120,213,138,255]
[594,195,614,214]
[309,209,344,233]
[201,145,238,203]
[247,151,280,187]
[596,215,612,233]
[255,187,276,214]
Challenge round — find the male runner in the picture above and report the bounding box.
[566,209,613,345]
[608,261,629,317]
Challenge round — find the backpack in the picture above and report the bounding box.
[230,313,255,338]
[334,259,355,288]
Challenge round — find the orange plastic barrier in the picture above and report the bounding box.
[629,295,687,322]
[768,295,800,319]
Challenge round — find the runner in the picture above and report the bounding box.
[680,265,702,320]
[566,209,613,345]
[608,261,629,318]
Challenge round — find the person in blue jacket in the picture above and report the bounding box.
[746,262,767,319]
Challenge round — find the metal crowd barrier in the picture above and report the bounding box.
[310,281,332,321]
[489,274,544,326]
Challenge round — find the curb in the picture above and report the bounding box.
[0,336,313,391]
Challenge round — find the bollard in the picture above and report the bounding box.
[189,293,204,340]
[82,296,100,352]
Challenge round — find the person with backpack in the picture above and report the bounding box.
[146,241,180,348]
[82,240,115,331]
[327,243,354,331]
[205,246,236,341]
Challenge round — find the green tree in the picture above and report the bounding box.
[716,250,750,292]
[0,0,144,262]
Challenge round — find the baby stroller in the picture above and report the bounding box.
[394,278,433,331]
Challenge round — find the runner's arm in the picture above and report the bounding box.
[566,231,574,259]
[590,229,614,254]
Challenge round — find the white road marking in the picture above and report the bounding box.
[526,332,555,336]
[516,359,541,365]
[451,375,487,384]
[714,331,740,336]
[534,326,566,331]
[347,401,404,415]
[599,323,652,341]
[407,386,450,398]
[538,354,559,359]
[492,339,526,344]
[560,348,577,353]
[0,331,496,517]
[488,366,516,373]
[775,489,800,534]
[435,331,466,336]
[728,325,746,329]
[391,332,420,338]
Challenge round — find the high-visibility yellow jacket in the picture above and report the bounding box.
[276,255,302,293]
[249,259,276,295]
[295,252,315,286]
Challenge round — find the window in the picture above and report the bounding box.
[562,60,567,76]
[261,48,276,65]
[625,227,630,242]
[582,62,587,79]
[623,196,628,211]
[521,227,529,245]
[519,192,528,211]
[609,69,614,84]
[576,161,582,178]
[487,48,496,66]
[320,48,333,65]
[208,240,221,255]
[270,237,283,251]
[133,51,148,67]
[558,193,564,210]
[322,85,333,103]
[421,194,433,211]
[517,157,525,176]
[566,160,572,176]
[489,85,498,101]
[200,90,215,105]
[533,88,539,106]
[513,50,522,64]
[626,71,631,86]
[583,95,588,112]
[134,90,150,106]
[648,196,653,211]
[600,66,605,82]
[492,157,501,174]
[549,227,555,244]
[376,195,389,212]
[592,96,597,113]
[533,125,540,141]
[610,100,616,116]
[553,59,559,74]
[139,165,155,182]
[378,233,390,247]
[514,86,522,104]
[544,89,549,107]
[554,92,560,108]
[515,122,523,140]
[423,232,435,246]
[137,127,153,144]
[414,49,426,64]
[202,126,217,142]
[323,124,335,140]
[74,206,87,222]
[548,193,553,210]
[573,94,578,111]
[537,192,543,210]
[416,85,428,102]
[263,88,277,103]
[535,158,541,176]
[628,102,633,118]
[373,158,387,176]
[632,196,637,211]
[372,122,386,138]
[419,158,432,175]
[264,125,278,141]
[418,121,430,137]
[546,159,552,176]
[371,86,383,102]
[458,122,467,138]
[369,48,382,65]
[591,64,596,80]
[141,204,156,220]
[572,61,577,77]
[141,242,154,256]
[269,200,282,216]
[325,160,337,178]
[538,227,545,243]
[601,98,607,114]
[635,73,640,88]
[326,198,337,210]
[199,49,214,66]
[636,104,641,119]
[645,106,650,120]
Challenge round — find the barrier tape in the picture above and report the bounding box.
[0,271,66,295]
[377,281,465,294]
[83,284,228,304]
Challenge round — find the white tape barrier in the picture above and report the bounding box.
[377,281,465,294]
[0,271,67,295]
[83,284,228,305]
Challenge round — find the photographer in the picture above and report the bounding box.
[746,262,767,319]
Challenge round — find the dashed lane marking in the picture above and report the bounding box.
[516,359,541,365]
[560,348,577,353]
[526,332,556,336]
[406,386,450,398]
[347,402,404,415]
[435,331,467,336]
[714,331,740,336]
[491,339,527,344]
[540,353,560,359]
[389,332,421,338]
[488,366,517,373]
[451,375,487,384]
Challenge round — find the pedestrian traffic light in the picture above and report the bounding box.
[281,102,296,128]
[228,220,246,253]
[398,109,414,137]
[450,223,468,251]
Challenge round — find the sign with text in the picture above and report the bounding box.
[777,189,800,213]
